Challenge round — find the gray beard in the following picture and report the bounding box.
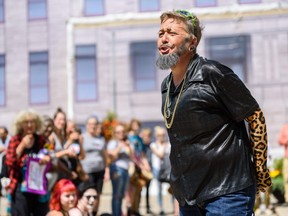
[156,52,179,70]
[156,41,188,70]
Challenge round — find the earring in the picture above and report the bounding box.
[189,46,195,52]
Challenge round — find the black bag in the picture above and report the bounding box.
[1,154,9,178]
[158,152,171,183]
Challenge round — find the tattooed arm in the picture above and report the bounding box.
[245,108,272,195]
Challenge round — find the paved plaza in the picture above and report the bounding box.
[98,180,288,216]
[1,180,287,216]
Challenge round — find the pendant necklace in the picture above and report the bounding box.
[165,95,172,118]
[164,73,187,129]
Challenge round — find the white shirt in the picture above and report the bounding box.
[150,142,171,170]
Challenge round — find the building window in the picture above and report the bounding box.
[0,0,4,22]
[0,55,5,106]
[195,0,216,7]
[238,0,261,4]
[206,35,250,82]
[29,51,49,104]
[130,41,157,92]
[84,0,104,16]
[139,0,159,12]
[28,0,47,20]
[75,45,97,102]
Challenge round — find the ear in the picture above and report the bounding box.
[190,36,198,47]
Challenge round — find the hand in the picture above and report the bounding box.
[65,148,77,158]
[118,141,129,152]
[39,155,51,164]
[21,135,34,149]
[118,141,127,148]
[71,171,78,180]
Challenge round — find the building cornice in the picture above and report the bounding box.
[67,2,288,28]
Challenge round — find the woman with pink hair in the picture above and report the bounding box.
[47,179,78,216]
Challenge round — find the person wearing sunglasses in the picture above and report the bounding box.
[157,10,271,215]
[6,110,51,216]
[69,181,98,216]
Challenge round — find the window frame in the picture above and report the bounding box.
[84,0,105,16]
[238,0,261,4]
[28,0,47,21]
[139,0,160,12]
[195,0,217,7]
[29,51,50,105]
[75,44,98,102]
[130,41,158,92]
[205,35,250,83]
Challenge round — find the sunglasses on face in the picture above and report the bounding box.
[85,195,97,200]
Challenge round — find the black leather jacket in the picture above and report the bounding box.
[161,54,258,206]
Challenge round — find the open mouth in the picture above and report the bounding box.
[159,45,171,55]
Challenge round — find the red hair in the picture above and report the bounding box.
[49,179,78,211]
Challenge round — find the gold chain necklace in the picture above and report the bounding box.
[164,74,187,129]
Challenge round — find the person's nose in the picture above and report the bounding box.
[69,195,75,201]
[161,32,169,43]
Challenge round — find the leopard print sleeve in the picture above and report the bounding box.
[245,108,272,195]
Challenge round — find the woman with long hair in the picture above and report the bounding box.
[48,108,78,181]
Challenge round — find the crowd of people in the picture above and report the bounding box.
[1,6,284,216]
[0,108,175,216]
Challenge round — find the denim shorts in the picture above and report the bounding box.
[180,184,256,216]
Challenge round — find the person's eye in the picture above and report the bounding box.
[158,32,165,38]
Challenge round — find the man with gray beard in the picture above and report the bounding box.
[157,10,271,216]
[156,37,189,70]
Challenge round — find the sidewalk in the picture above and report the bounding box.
[98,179,175,215]
[1,180,288,216]
[98,180,288,216]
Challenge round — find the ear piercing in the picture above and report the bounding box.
[189,46,195,51]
